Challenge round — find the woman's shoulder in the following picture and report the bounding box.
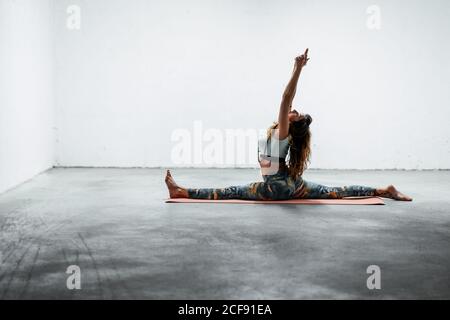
[269,128,290,142]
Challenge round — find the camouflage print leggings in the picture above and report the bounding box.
[187,171,376,200]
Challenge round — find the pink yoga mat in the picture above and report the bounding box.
[166,197,385,205]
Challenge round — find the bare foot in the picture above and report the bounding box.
[165,170,188,198]
[387,185,412,201]
[377,185,412,201]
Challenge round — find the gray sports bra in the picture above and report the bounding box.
[258,130,290,161]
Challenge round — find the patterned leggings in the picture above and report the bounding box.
[187,171,376,200]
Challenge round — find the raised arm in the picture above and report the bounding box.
[277,49,309,139]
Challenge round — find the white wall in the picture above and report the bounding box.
[53,0,450,169]
[0,0,55,194]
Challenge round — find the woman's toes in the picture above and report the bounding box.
[387,185,412,201]
[398,192,413,201]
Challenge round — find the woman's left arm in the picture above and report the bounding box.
[277,49,309,139]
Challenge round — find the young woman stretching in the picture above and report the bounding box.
[165,49,412,201]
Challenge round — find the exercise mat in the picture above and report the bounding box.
[166,197,385,205]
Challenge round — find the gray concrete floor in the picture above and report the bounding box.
[0,168,449,299]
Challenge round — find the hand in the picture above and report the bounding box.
[295,48,309,68]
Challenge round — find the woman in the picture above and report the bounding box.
[165,49,412,201]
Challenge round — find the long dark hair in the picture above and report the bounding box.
[268,115,312,179]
